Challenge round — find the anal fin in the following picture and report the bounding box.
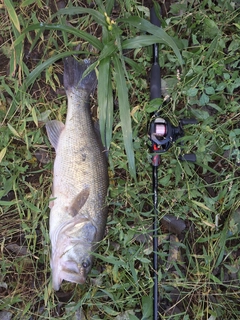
[46,120,65,150]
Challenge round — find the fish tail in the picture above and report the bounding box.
[63,56,97,94]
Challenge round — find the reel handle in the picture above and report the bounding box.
[181,119,198,125]
[179,153,197,162]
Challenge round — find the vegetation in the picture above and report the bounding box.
[0,0,240,319]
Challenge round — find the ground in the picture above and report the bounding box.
[0,0,240,319]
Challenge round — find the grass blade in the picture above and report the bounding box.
[22,51,87,91]
[98,57,113,150]
[4,0,21,32]
[0,147,7,163]
[18,23,103,51]
[99,41,117,60]
[105,72,113,150]
[21,0,42,7]
[122,35,180,49]
[113,55,136,179]
[53,7,107,27]
[119,16,183,65]
[98,57,111,146]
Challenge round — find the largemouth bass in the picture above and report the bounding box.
[46,57,108,291]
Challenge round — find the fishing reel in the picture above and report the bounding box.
[149,117,197,163]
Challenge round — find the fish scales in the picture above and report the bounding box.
[46,57,108,291]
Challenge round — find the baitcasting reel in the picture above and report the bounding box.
[149,117,197,162]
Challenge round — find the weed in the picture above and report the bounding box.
[0,0,240,319]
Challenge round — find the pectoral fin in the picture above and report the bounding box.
[68,187,90,217]
[46,120,65,150]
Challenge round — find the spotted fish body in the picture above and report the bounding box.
[46,57,108,291]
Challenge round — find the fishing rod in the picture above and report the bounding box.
[149,6,197,320]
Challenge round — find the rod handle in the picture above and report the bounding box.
[150,63,161,100]
[150,7,161,27]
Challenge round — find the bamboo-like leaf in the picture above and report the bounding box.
[113,55,136,179]
[123,56,143,74]
[22,51,89,91]
[94,0,106,14]
[122,35,180,49]
[119,16,183,65]
[8,123,21,138]
[98,57,111,147]
[53,7,107,27]
[99,41,117,60]
[4,0,21,32]
[105,72,113,150]
[21,0,42,7]
[17,23,103,51]
[105,0,115,15]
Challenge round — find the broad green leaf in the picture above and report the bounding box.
[18,23,103,51]
[98,57,112,147]
[105,70,113,150]
[123,35,178,49]
[199,92,209,106]
[53,7,107,27]
[204,18,220,39]
[187,87,198,97]
[105,0,115,15]
[99,41,117,60]
[21,0,42,7]
[94,0,106,13]
[22,51,88,91]
[4,0,21,32]
[119,16,183,65]
[142,296,152,318]
[113,55,136,179]
[205,86,215,95]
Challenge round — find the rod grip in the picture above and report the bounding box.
[150,63,161,100]
[150,7,161,27]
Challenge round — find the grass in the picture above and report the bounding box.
[0,0,240,319]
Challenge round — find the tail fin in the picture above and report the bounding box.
[63,56,97,94]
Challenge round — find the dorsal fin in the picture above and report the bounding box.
[46,120,65,150]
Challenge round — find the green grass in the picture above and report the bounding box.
[0,0,240,319]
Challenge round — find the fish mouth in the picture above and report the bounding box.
[52,261,88,290]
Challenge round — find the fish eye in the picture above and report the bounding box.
[82,260,90,269]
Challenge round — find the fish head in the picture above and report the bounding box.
[50,218,97,290]
[51,243,93,291]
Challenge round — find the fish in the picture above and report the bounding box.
[46,56,108,291]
